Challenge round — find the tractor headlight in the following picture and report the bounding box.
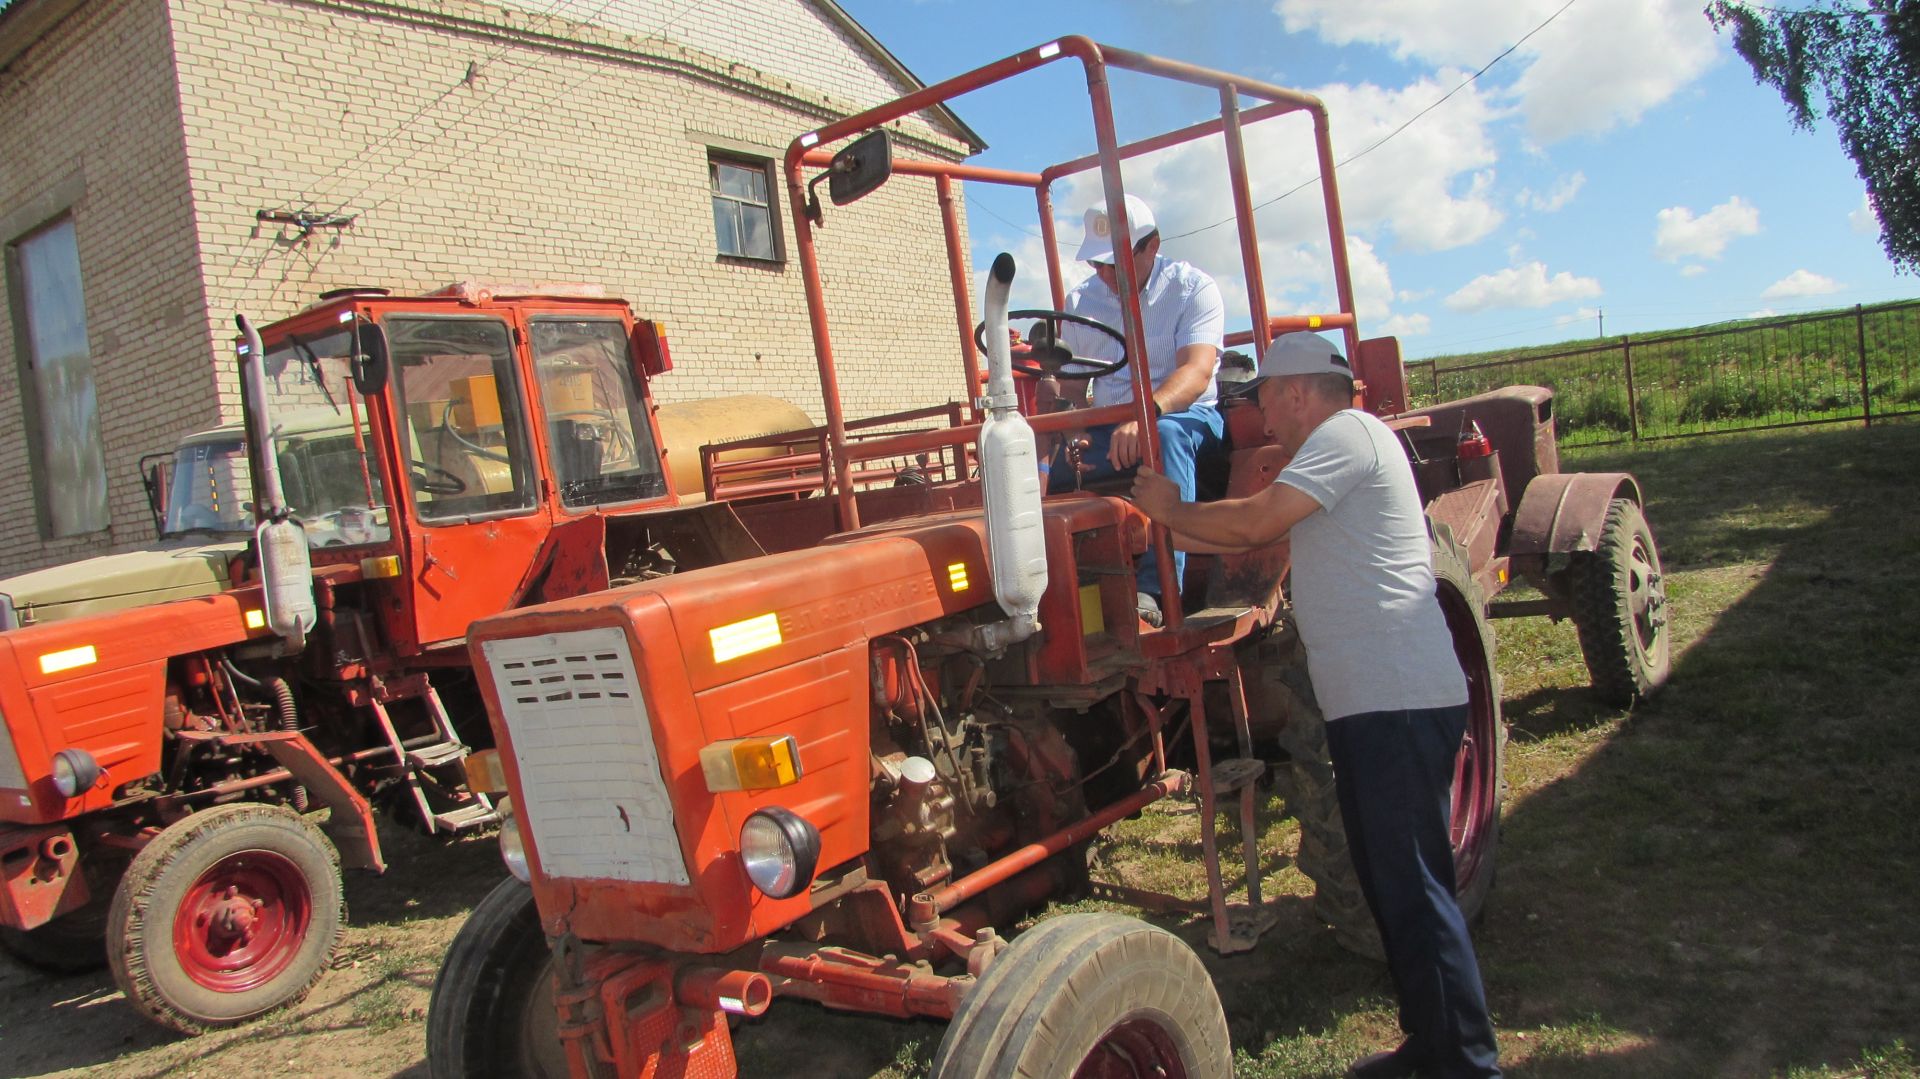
[497,795,530,883]
[739,807,820,899]
[50,749,101,798]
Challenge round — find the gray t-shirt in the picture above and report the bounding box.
[1275,409,1468,721]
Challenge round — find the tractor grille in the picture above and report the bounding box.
[480,628,690,886]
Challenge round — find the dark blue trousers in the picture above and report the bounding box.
[1325,704,1502,1079]
[1045,404,1223,596]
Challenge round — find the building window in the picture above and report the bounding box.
[9,216,108,536]
[709,153,781,263]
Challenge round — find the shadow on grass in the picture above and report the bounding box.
[1467,420,1920,1076]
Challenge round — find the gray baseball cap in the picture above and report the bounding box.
[1223,331,1352,397]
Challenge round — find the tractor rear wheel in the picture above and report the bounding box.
[1568,498,1671,706]
[930,913,1230,1079]
[106,803,342,1033]
[426,876,568,1079]
[1280,528,1507,959]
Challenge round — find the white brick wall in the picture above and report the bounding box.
[0,0,977,575]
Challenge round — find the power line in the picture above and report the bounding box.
[328,0,706,215]
[289,0,589,212]
[349,0,714,218]
[1163,0,1582,243]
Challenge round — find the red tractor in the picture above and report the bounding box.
[0,283,809,1031]
[427,39,1670,1077]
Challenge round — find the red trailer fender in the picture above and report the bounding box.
[1508,472,1643,573]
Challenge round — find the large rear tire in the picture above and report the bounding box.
[931,913,1231,1079]
[106,803,342,1033]
[426,876,568,1079]
[1279,528,1508,959]
[1568,497,1671,706]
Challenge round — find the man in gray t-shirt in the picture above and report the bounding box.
[1130,332,1501,1079]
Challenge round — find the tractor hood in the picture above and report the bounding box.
[0,537,248,629]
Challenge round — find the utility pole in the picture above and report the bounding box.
[1598,308,1605,338]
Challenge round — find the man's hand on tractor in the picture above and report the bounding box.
[1130,465,1179,521]
[1108,420,1145,470]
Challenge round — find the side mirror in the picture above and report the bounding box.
[138,452,172,537]
[632,320,673,377]
[827,130,893,207]
[351,320,389,395]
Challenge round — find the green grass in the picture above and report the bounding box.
[741,418,1920,1078]
[1405,299,1920,445]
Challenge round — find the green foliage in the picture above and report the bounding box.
[1706,1,1920,273]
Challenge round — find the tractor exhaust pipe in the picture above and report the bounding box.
[976,253,1047,648]
[237,314,316,652]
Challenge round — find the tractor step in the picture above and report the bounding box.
[1209,758,1266,794]
[405,740,469,770]
[432,801,498,832]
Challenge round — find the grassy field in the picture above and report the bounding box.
[1406,300,1920,447]
[6,419,1917,1078]
[738,417,1920,1078]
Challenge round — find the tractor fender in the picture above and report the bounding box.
[1509,472,1642,563]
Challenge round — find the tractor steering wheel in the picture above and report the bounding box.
[973,310,1129,380]
[409,461,468,495]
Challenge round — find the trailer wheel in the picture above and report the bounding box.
[930,913,1230,1079]
[1279,529,1508,959]
[426,877,567,1079]
[0,906,108,974]
[1569,498,1671,706]
[106,803,342,1033]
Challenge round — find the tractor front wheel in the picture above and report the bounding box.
[930,913,1230,1079]
[1568,497,1671,706]
[426,876,568,1079]
[106,803,342,1033]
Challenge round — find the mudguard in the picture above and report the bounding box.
[1508,471,1643,562]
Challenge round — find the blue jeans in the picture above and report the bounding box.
[1047,404,1224,598]
[1325,704,1501,1079]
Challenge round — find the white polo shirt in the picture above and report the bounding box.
[1276,409,1469,721]
[1059,255,1224,410]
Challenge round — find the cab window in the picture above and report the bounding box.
[529,318,668,508]
[387,317,536,522]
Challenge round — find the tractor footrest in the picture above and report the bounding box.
[406,741,469,770]
[1206,902,1279,955]
[432,802,498,832]
[1209,758,1265,794]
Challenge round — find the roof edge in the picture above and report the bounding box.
[0,0,88,74]
[809,0,987,156]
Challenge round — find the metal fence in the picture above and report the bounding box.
[1404,301,1920,447]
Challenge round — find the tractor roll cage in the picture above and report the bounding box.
[783,36,1360,629]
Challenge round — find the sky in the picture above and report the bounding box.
[832,0,1912,359]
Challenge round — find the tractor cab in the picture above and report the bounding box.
[240,284,680,651]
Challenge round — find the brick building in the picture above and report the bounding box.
[0,0,982,575]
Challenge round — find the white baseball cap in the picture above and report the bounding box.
[1075,194,1158,264]
[1224,331,1353,397]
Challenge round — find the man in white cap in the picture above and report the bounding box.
[1129,331,1502,1079]
[1053,193,1225,624]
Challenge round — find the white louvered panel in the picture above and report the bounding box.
[0,712,26,792]
[480,627,690,886]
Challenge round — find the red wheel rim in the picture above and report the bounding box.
[1073,1014,1189,1079]
[171,849,312,992]
[1440,587,1499,896]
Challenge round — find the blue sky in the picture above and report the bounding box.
[835,0,1911,359]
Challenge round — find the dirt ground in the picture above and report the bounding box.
[0,826,507,1079]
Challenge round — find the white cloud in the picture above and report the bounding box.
[1378,313,1432,337]
[1444,261,1602,312]
[1555,305,1602,327]
[1519,172,1585,212]
[1679,264,1708,278]
[1748,307,1778,319]
[1654,196,1760,262]
[1272,0,1719,142]
[1761,269,1843,300]
[1850,194,1878,236]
